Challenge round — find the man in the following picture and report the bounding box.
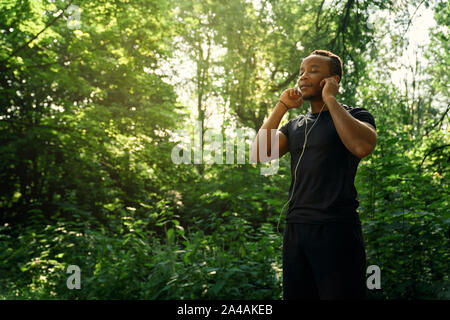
[250,50,377,299]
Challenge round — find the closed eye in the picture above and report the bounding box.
[299,70,318,75]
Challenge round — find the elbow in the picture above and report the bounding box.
[355,143,376,159]
[356,150,370,159]
[354,126,378,158]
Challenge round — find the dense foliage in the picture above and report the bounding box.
[0,0,448,299]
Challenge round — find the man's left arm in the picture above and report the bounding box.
[321,77,377,159]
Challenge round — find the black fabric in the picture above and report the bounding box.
[278,104,376,224]
[282,223,367,300]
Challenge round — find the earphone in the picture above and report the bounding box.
[276,102,326,233]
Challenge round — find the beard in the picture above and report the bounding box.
[301,88,322,101]
[301,93,317,100]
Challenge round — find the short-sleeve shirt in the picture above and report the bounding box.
[278,104,376,224]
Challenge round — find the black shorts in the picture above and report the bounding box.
[282,223,367,300]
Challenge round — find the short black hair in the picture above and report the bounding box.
[309,50,343,81]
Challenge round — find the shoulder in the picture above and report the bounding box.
[341,104,373,116]
[282,114,305,127]
[279,114,306,137]
[341,104,377,129]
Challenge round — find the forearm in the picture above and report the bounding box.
[251,102,287,162]
[325,96,377,158]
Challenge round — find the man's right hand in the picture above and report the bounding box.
[280,87,304,109]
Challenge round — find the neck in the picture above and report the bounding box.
[309,97,328,113]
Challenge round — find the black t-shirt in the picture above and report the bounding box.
[278,104,376,224]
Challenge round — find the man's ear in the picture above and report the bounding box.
[334,75,341,84]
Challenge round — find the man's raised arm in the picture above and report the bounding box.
[250,88,304,163]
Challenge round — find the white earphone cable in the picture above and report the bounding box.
[276,103,326,233]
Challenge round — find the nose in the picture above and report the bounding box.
[299,72,308,83]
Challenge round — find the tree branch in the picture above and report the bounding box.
[315,0,325,32]
[2,0,74,64]
[269,70,298,92]
[419,144,450,167]
[396,0,427,46]
[424,104,449,136]
[329,0,354,51]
